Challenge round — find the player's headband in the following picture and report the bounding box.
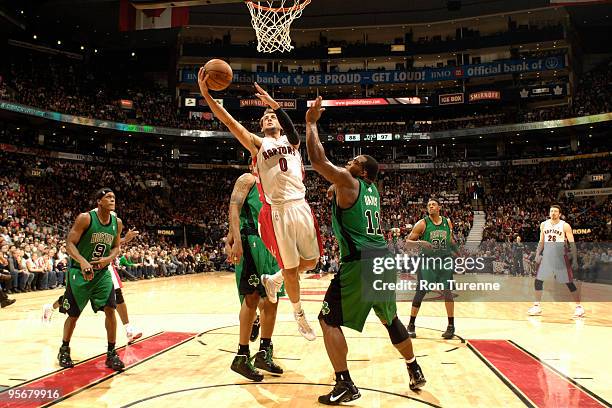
[95,188,113,201]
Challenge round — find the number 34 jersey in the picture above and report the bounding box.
[71,209,118,270]
[422,215,452,255]
[255,135,305,206]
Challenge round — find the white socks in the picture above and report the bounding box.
[406,356,416,364]
[291,301,303,314]
[124,323,132,333]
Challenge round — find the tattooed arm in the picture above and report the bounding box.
[228,173,257,264]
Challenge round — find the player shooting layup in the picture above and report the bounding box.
[198,68,321,340]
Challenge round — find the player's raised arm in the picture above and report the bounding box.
[228,173,256,264]
[254,83,300,147]
[198,67,261,156]
[305,96,354,187]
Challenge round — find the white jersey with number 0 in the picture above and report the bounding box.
[256,135,305,205]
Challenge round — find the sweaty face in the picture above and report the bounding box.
[427,201,440,216]
[345,156,366,177]
[549,207,560,219]
[99,192,116,211]
[260,112,281,133]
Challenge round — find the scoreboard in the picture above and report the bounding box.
[325,133,431,143]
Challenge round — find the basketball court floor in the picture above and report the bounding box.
[0,272,610,407]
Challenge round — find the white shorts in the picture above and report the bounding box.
[258,199,322,270]
[536,255,573,284]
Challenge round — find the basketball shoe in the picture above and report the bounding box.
[441,325,455,339]
[408,361,426,391]
[58,345,74,368]
[573,305,585,318]
[105,350,125,371]
[262,274,282,303]
[294,309,316,341]
[254,345,283,375]
[231,352,264,382]
[126,325,142,344]
[42,303,54,323]
[527,304,542,316]
[318,380,361,405]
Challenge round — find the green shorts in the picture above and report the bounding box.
[62,267,115,317]
[236,235,286,304]
[418,267,454,291]
[318,259,397,332]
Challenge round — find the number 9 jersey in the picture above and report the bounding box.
[71,209,118,270]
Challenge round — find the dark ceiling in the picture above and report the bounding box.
[1,0,611,49]
[190,0,553,28]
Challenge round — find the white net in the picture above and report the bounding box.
[245,0,310,53]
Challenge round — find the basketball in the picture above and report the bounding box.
[203,59,233,91]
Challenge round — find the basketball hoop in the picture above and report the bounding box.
[245,0,310,53]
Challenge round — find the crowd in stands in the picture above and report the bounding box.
[1,49,611,135]
[482,158,611,242]
[1,144,611,305]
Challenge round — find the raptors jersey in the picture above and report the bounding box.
[255,135,305,205]
[542,219,567,267]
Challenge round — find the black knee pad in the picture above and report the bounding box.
[412,289,426,308]
[534,279,544,291]
[385,317,409,345]
[115,288,125,305]
[566,282,577,292]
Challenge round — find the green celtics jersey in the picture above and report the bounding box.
[72,210,118,269]
[422,215,452,253]
[332,178,387,261]
[240,183,261,234]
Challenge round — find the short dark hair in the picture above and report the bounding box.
[94,187,113,201]
[428,197,441,205]
[361,155,379,181]
[259,108,276,128]
[550,204,561,212]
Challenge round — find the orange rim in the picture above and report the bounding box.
[245,0,310,13]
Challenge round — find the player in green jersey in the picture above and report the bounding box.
[406,198,457,339]
[226,168,285,381]
[57,188,125,371]
[305,97,425,405]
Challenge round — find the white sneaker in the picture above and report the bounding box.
[42,303,54,323]
[294,310,316,341]
[527,305,542,316]
[573,305,585,318]
[126,326,143,344]
[262,275,281,304]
